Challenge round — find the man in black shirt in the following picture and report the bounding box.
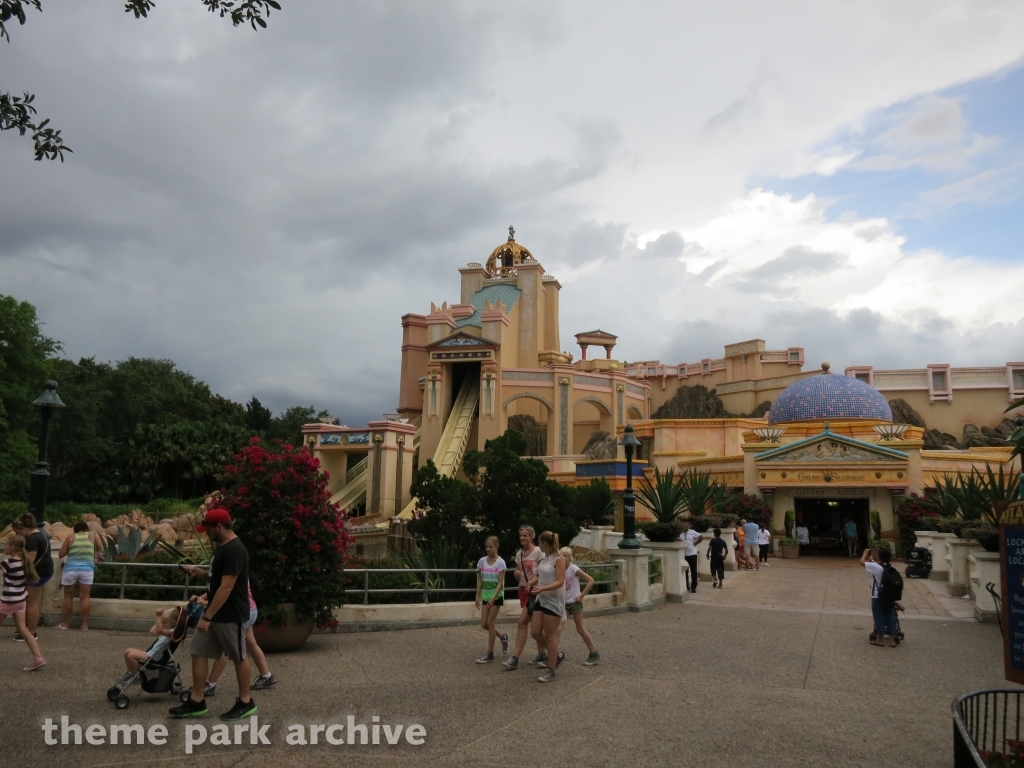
[170,508,256,722]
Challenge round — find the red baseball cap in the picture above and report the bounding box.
[196,508,231,532]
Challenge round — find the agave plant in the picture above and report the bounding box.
[636,467,688,523]
[101,526,163,562]
[676,468,733,517]
[401,533,480,601]
[925,466,1020,524]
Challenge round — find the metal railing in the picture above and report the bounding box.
[343,563,621,605]
[346,456,369,484]
[92,562,206,601]
[953,690,1024,767]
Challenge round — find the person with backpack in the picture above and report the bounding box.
[860,547,902,647]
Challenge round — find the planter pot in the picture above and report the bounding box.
[253,603,315,653]
[780,543,800,559]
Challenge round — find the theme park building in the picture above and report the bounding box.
[304,232,1021,550]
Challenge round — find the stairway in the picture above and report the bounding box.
[397,376,479,518]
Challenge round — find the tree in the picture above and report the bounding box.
[1,0,281,161]
[245,396,272,432]
[217,437,350,627]
[0,294,58,499]
[408,429,593,559]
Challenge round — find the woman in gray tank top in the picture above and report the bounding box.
[530,531,566,683]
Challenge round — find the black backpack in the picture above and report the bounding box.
[249,574,267,610]
[879,563,903,603]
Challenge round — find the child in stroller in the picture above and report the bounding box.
[107,602,202,709]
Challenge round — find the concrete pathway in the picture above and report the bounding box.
[688,555,976,619]
[0,559,1012,768]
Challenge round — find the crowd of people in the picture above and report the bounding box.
[474,525,600,683]
[0,504,907,707]
[0,508,277,722]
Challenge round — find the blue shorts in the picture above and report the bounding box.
[27,575,52,588]
[243,607,258,630]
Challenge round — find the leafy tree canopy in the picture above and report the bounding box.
[408,429,612,560]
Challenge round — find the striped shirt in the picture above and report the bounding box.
[64,532,96,572]
[1,558,28,603]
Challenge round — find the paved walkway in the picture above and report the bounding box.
[0,558,1010,768]
[689,555,976,619]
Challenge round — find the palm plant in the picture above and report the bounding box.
[636,467,688,523]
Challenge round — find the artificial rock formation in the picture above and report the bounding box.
[889,398,927,428]
[652,385,771,420]
[652,385,730,419]
[891,396,1016,450]
[508,414,547,457]
[582,430,617,460]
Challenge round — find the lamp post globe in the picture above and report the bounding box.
[617,424,642,550]
[28,380,66,526]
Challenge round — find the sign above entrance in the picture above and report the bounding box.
[790,488,871,498]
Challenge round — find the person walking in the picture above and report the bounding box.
[845,518,858,557]
[559,547,599,665]
[57,521,100,630]
[743,519,761,571]
[860,547,898,647]
[706,528,728,588]
[503,525,544,671]
[1,536,47,670]
[679,520,703,593]
[204,579,277,695]
[757,523,771,567]
[735,518,748,570]
[11,513,53,643]
[474,536,507,664]
[169,509,257,721]
[530,532,566,683]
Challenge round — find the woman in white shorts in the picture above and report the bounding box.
[58,521,99,630]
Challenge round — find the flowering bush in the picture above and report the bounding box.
[217,438,350,627]
[722,494,774,528]
[895,493,942,551]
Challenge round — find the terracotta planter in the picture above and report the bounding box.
[780,543,800,559]
[253,603,315,653]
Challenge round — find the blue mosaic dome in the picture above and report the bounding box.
[767,369,892,425]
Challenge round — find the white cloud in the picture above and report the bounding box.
[4,2,1024,422]
[673,189,1024,331]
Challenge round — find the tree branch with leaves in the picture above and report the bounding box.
[1,0,281,161]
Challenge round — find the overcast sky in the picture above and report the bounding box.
[3,2,1024,425]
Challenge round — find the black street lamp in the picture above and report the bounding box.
[28,380,65,525]
[617,424,642,550]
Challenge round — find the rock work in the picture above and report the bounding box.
[582,431,617,460]
[888,398,1015,450]
[652,385,771,420]
[508,414,547,457]
[888,398,926,428]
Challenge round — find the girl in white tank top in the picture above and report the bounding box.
[530,531,566,684]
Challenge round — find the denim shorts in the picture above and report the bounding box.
[243,607,258,630]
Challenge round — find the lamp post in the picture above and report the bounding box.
[617,424,642,549]
[28,380,66,525]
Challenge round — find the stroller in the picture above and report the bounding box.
[904,547,932,579]
[106,601,203,710]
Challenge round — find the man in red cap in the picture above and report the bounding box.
[170,509,257,721]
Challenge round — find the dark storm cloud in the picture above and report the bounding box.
[727,246,848,294]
